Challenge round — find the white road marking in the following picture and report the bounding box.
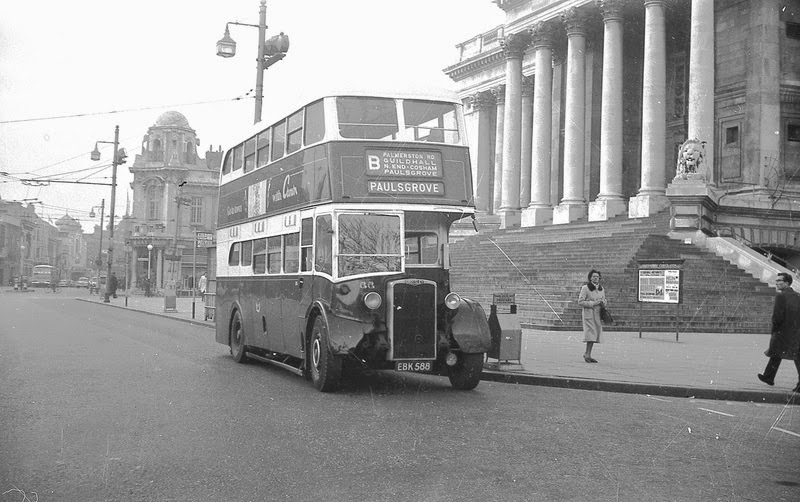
[771,427,800,438]
[698,407,736,417]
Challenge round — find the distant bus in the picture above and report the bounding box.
[214,88,491,392]
[31,264,59,288]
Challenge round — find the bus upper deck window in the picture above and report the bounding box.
[222,151,233,175]
[256,129,270,168]
[337,97,398,140]
[286,110,303,154]
[304,100,325,145]
[272,120,286,161]
[403,100,460,144]
[232,144,243,171]
[244,137,256,172]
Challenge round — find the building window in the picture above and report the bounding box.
[787,22,800,40]
[190,197,203,224]
[146,184,161,221]
[788,124,800,142]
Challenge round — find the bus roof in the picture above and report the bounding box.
[242,86,463,138]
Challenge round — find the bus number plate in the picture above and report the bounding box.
[396,361,431,372]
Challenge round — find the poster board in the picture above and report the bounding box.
[638,269,681,303]
[637,259,683,304]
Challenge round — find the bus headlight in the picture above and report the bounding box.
[364,292,382,310]
[445,352,458,366]
[444,292,461,310]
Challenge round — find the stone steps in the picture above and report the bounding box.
[450,211,776,333]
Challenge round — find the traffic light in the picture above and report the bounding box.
[263,32,289,56]
[115,148,128,165]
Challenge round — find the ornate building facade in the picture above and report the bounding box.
[445,0,800,270]
[126,111,222,292]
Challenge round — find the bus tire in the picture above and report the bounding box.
[447,352,484,390]
[309,315,341,392]
[230,310,249,364]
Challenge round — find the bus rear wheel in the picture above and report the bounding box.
[447,352,484,390]
[230,310,249,364]
[309,315,341,392]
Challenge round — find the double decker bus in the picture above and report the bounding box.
[215,88,491,392]
[31,264,59,288]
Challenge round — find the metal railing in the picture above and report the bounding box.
[713,225,799,276]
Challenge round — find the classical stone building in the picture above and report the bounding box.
[126,111,222,292]
[445,0,800,271]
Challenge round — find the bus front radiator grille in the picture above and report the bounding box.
[388,280,437,360]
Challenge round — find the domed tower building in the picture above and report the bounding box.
[54,214,87,284]
[128,111,222,293]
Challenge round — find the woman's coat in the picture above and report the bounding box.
[578,283,606,343]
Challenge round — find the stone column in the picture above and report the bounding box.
[156,247,164,291]
[589,0,627,222]
[630,0,670,218]
[491,85,506,214]
[750,0,781,190]
[687,0,715,182]
[523,21,555,227]
[469,92,495,212]
[554,7,588,224]
[499,32,529,228]
[520,76,534,209]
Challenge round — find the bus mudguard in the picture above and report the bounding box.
[308,302,368,356]
[450,298,491,353]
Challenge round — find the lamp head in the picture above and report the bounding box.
[90,144,101,161]
[216,26,236,58]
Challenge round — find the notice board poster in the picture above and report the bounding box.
[638,269,681,304]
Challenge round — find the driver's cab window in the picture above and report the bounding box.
[404,212,442,266]
[315,215,333,275]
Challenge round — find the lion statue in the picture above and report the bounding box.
[675,138,706,180]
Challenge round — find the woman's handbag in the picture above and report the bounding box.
[599,305,614,325]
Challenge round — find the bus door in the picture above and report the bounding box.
[278,217,312,359]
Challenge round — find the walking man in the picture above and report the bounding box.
[758,272,800,392]
[108,271,118,299]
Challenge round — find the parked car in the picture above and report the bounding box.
[58,279,69,287]
[89,276,106,294]
[76,277,89,288]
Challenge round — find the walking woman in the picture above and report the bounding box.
[578,269,606,363]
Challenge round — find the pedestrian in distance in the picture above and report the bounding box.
[108,272,118,299]
[758,272,800,393]
[198,273,207,303]
[578,269,606,363]
[143,276,151,298]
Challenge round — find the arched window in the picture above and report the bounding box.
[185,141,196,165]
[151,139,164,162]
[144,181,163,221]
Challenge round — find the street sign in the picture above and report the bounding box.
[196,231,214,248]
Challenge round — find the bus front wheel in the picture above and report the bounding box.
[309,315,341,392]
[230,310,249,364]
[447,352,484,390]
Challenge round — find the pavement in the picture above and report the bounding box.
[11,287,799,405]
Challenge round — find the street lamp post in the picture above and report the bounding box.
[18,243,26,291]
[216,0,289,124]
[147,244,153,280]
[89,200,105,293]
[90,126,127,303]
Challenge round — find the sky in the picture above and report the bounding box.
[0,0,504,233]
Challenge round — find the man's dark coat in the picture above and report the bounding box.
[766,288,800,360]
